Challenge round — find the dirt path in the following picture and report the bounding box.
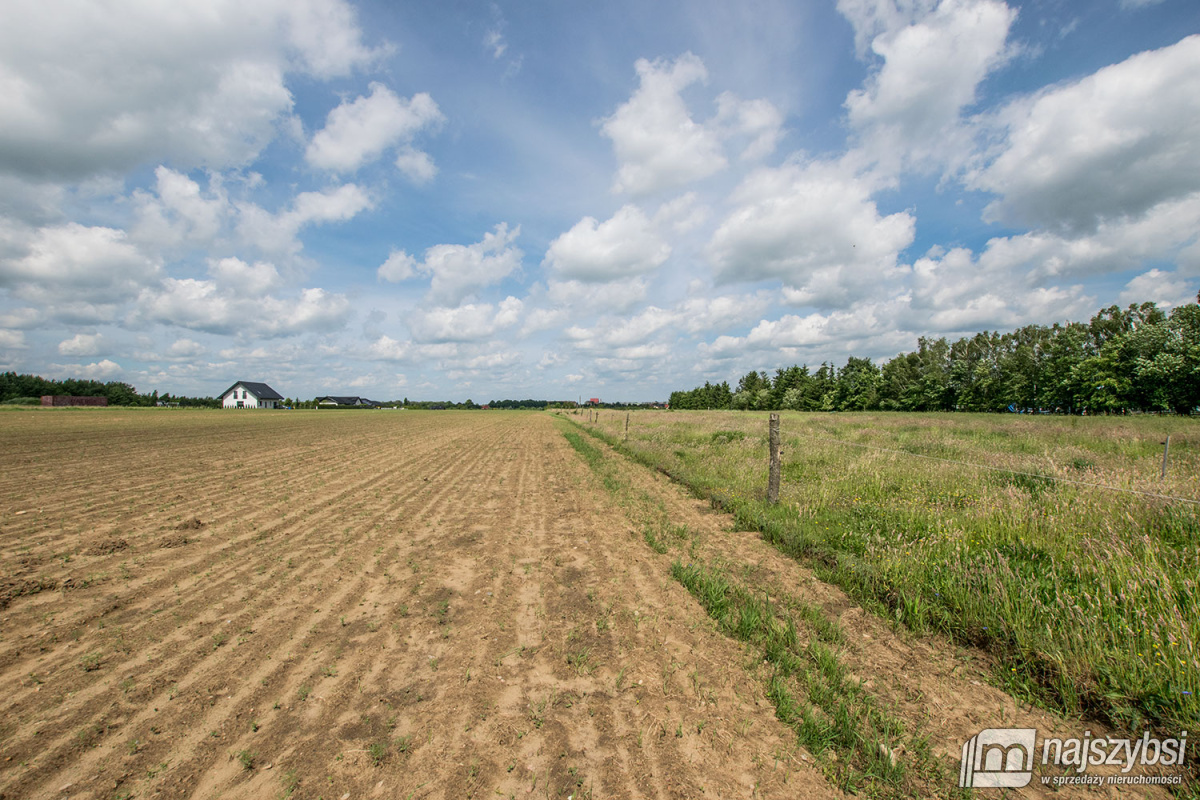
[0,411,839,799]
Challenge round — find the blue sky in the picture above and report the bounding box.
[0,0,1197,402]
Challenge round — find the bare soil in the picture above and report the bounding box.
[0,410,834,799]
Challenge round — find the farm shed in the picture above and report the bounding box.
[220,381,283,409]
[315,396,380,408]
[40,395,108,407]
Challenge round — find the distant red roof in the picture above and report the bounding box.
[589,397,600,404]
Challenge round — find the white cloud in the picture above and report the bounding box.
[973,193,1200,282]
[970,34,1200,232]
[713,93,785,162]
[52,359,123,379]
[601,53,728,196]
[378,224,522,305]
[58,333,104,356]
[166,338,206,359]
[306,83,444,176]
[0,222,161,307]
[1119,269,1195,309]
[208,257,283,295]
[837,0,941,58]
[845,0,1016,173]
[377,249,417,282]
[394,148,438,183]
[0,1,381,181]
[543,205,671,282]
[135,279,350,337]
[700,303,906,360]
[567,306,678,350]
[0,307,40,328]
[0,329,26,350]
[281,0,387,78]
[707,157,915,297]
[408,297,523,343]
[907,245,1095,331]
[131,167,229,252]
[236,183,372,256]
[546,278,648,313]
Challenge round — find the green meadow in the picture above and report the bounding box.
[574,410,1199,741]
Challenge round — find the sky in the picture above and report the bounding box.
[0,0,1198,402]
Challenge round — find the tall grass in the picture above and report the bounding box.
[572,411,1199,743]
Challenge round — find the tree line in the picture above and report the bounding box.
[669,298,1200,415]
[0,373,220,407]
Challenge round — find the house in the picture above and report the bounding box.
[315,396,379,408]
[221,381,283,409]
[588,397,600,406]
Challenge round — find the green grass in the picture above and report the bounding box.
[670,559,953,797]
[572,411,1200,746]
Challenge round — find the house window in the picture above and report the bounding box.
[237,400,244,408]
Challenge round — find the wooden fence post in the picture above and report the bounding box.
[625,412,630,441]
[768,413,780,505]
[1161,435,1171,479]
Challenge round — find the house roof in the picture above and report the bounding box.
[316,396,378,406]
[221,381,283,401]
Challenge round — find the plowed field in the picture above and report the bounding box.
[0,410,837,800]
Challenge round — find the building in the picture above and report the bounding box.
[41,395,107,407]
[220,381,283,409]
[315,396,379,408]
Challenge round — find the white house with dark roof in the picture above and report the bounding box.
[220,381,283,409]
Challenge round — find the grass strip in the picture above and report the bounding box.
[565,414,1199,755]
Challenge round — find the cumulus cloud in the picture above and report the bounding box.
[1119,269,1195,309]
[699,303,912,363]
[52,359,123,379]
[131,167,229,252]
[907,245,1095,331]
[377,249,417,282]
[208,257,283,295]
[135,279,350,337]
[845,0,1016,173]
[543,205,671,282]
[969,35,1200,232]
[601,53,726,196]
[236,183,372,256]
[0,0,381,181]
[305,83,444,177]
[377,224,523,305]
[0,329,27,350]
[600,53,783,197]
[58,333,104,356]
[0,223,161,310]
[166,338,206,358]
[407,297,523,342]
[546,278,648,313]
[707,157,914,299]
